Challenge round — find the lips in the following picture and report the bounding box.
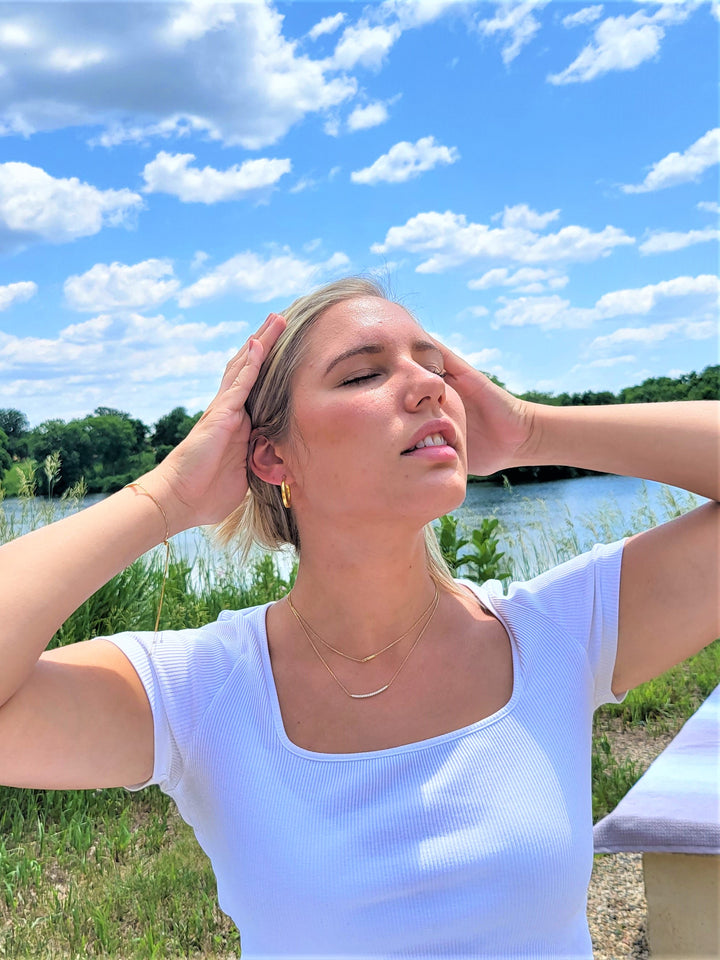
[401,420,457,454]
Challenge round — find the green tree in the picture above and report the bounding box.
[84,414,140,476]
[29,420,94,494]
[151,406,201,462]
[94,407,148,452]
[0,427,12,475]
[0,408,30,458]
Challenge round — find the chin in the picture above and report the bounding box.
[419,474,468,524]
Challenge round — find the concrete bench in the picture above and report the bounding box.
[593,683,720,958]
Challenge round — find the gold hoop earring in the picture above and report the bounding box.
[281,478,292,509]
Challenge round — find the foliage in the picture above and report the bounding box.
[1,460,35,499]
[0,408,29,459]
[0,428,11,475]
[436,514,511,583]
[151,407,202,463]
[591,735,642,823]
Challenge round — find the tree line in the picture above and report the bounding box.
[1,365,717,497]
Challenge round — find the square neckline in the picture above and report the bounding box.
[255,580,524,762]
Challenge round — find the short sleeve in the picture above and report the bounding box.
[102,606,263,792]
[465,539,627,710]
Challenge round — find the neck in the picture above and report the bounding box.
[288,520,439,661]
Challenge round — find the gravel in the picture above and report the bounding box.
[588,724,678,959]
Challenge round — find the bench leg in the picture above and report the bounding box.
[643,852,720,959]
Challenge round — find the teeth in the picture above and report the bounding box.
[413,433,446,450]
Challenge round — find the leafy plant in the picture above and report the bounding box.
[591,734,642,823]
[436,514,511,583]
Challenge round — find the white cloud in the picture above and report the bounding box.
[191,250,210,272]
[0,306,258,426]
[121,313,248,345]
[476,1,547,65]
[697,200,720,214]
[493,294,596,330]
[588,317,718,354]
[290,175,320,194]
[459,347,502,367]
[64,259,180,313]
[0,2,357,149]
[308,13,347,41]
[178,250,350,307]
[593,274,719,318]
[572,354,637,370]
[495,203,561,230]
[331,21,402,70]
[347,101,390,132]
[0,332,105,372]
[491,274,719,330]
[0,162,142,248]
[562,6,603,28]
[0,20,35,48]
[468,266,568,292]
[47,45,106,73]
[639,226,720,254]
[622,128,720,193]
[351,136,459,184]
[163,4,238,46]
[372,207,634,271]
[59,315,113,342]
[548,9,673,85]
[384,0,476,30]
[141,152,291,203]
[90,115,218,149]
[0,281,37,311]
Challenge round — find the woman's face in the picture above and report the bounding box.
[282,296,468,529]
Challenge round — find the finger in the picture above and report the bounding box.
[427,335,472,378]
[218,314,285,395]
[256,312,286,355]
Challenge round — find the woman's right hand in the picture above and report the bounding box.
[140,313,286,533]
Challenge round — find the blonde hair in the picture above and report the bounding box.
[214,276,460,594]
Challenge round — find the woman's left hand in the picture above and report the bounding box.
[436,340,537,477]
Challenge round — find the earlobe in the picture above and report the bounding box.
[249,435,291,486]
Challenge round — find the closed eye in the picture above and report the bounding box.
[340,365,445,386]
[339,372,380,386]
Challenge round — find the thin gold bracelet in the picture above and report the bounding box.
[125,481,170,632]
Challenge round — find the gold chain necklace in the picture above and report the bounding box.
[287,588,438,663]
[287,587,440,700]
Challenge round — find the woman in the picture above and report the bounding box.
[0,277,718,958]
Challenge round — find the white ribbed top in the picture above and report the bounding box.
[106,538,625,959]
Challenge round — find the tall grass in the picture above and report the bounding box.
[0,488,716,957]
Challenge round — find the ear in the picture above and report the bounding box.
[250,435,293,487]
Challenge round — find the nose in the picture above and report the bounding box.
[402,360,446,410]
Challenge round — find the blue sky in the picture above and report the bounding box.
[0,0,718,428]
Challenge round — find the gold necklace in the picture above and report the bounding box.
[287,587,440,700]
[287,587,439,663]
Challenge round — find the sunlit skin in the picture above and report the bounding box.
[280,297,468,527]
[251,298,481,668]
[247,302,515,748]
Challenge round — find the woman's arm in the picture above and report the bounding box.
[438,343,719,694]
[0,314,286,790]
[521,400,719,694]
[519,400,719,502]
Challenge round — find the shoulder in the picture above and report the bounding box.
[103,602,271,703]
[458,539,626,620]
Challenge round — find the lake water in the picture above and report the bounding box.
[2,473,703,583]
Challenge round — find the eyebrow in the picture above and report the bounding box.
[324,339,441,376]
